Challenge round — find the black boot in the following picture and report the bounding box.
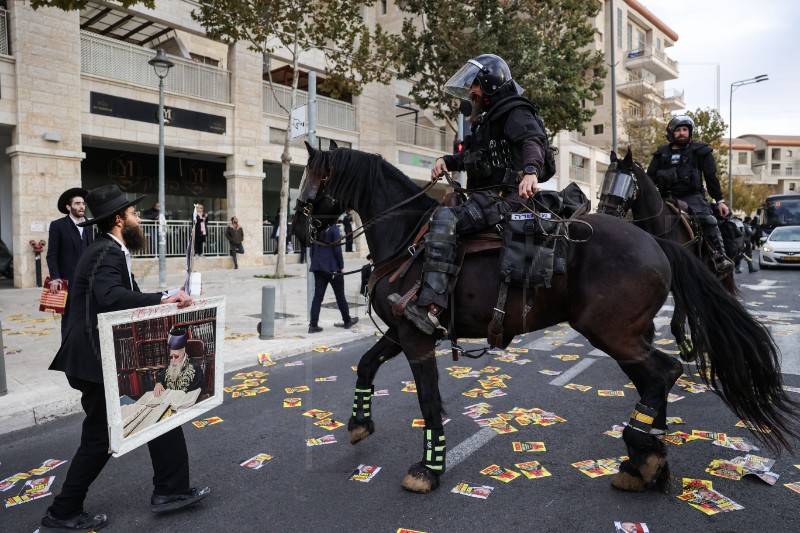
[747,258,758,273]
[707,225,733,273]
[389,208,459,335]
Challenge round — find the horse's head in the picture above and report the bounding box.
[292,140,343,247]
[598,150,639,217]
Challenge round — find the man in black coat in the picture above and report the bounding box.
[43,185,210,531]
[47,188,93,335]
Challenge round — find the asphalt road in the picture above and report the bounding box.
[1,266,799,533]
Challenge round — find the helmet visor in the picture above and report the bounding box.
[600,169,636,200]
[443,60,483,99]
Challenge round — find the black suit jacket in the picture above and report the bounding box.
[46,215,93,283]
[50,234,162,383]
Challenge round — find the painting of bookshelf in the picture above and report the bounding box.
[114,307,217,402]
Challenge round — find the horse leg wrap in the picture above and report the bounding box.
[351,386,373,421]
[628,402,657,434]
[422,427,446,474]
[417,209,459,308]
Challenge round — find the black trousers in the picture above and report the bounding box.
[48,376,190,519]
[309,271,350,327]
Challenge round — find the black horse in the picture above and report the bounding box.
[597,150,737,361]
[292,143,797,495]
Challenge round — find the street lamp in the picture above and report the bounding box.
[728,74,768,210]
[149,49,174,289]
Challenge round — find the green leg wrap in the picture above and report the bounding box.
[423,427,446,473]
[352,386,374,420]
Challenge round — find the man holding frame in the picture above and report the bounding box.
[43,185,210,531]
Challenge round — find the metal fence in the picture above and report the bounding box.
[263,82,356,131]
[396,119,448,152]
[80,30,231,103]
[0,8,9,56]
[134,220,304,257]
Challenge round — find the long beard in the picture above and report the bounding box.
[167,359,183,382]
[122,223,145,252]
[469,93,484,123]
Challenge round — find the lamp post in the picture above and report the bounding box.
[149,49,174,289]
[728,74,768,210]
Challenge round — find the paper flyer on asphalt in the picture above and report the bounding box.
[677,487,744,515]
[451,482,494,499]
[240,453,274,470]
[4,476,56,508]
[614,522,649,533]
[349,465,381,482]
[514,461,551,479]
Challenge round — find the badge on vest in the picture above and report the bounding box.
[510,213,551,221]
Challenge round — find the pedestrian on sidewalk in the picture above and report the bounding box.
[342,209,354,252]
[194,204,208,257]
[225,216,244,269]
[360,253,374,298]
[308,224,358,333]
[42,185,210,531]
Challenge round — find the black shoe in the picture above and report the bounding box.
[335,317,359,328]
[308,325,323,333]
[388,294,438,336]
[151,486,210,514]
[748,263,759,273]
[41,510,108,530]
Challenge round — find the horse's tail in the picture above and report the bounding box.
[655,237,798,453]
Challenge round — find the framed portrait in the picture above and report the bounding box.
[97,295,225,457]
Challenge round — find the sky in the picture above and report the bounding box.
[639,0,800,138]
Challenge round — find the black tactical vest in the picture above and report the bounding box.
[653,142,711,195]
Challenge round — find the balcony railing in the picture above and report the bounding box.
[80,30,231,103]
[0,7,9,56]
[569,165,591,184]
[771,168,799,177]
[263,82,356,131]
[626,44,678,70]
[396,119,448,152]
[133,220,329,258]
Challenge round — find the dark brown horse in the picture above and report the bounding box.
[292,143,796,495]
[597,150,737,361]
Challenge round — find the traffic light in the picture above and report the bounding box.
[453,138,464,155]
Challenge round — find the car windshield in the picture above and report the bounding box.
[769,227,800,242]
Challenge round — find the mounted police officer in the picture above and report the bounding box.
[646,115,734,273]
[389,54,549,335]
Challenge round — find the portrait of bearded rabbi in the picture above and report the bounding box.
[153,328,204,397]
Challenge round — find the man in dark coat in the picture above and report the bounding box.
[47,188,93,334]
[43,185,210,531]
[308,224,358,333]
[153,329,204,396]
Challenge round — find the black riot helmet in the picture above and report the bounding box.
[666,115,695,143]
[444,54,523,99]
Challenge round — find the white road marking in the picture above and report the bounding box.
[524,329,582,351]
[549,358,597,386]
[740,280,780,290]
[446,427,497,471]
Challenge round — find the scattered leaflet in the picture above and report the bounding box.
[314,376,337,382]
[515,461,551,479]
[604,425,625,439]
[563,383,591,392]
[451,482,494,499]
[677,487,744,515]
[411,418,450,428]
[730,454,779,485]
[479,464,521,483]
[667,393,684,403]
[240,454,274,470]
[537,370,562,376]
[306,435,337,447]
[512,441,546,452]
[4,476,55,508]
[712,435,760,452]
[571,456,628,478]
[349,465,381,482]
[664,432,698,445]
[614,522,649,533]
[372,389,389,396]
[598,390,625,397]
[191,416,223,428]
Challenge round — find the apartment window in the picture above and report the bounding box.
[755,150,765,162]
[656,38,661,50]
[636,30,645,50]
[597,31,603,43]
[772,148,781,160]
[628,104,640,117]
[738,152,748,165]
[594,94,604,106]
[617,9,622,48]
[571,154,587,168]
[594,124,604,135]
[627,23,632,50]
[790,182,797,191]
[787,150,793,157]
[380,0,387,15]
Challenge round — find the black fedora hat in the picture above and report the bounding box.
[78,185,146,227]
[57,188,88,214]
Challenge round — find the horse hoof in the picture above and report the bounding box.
[348,418,374,445]
[639,453,666,485]
[401,462,441,494]
[611,471,646,492]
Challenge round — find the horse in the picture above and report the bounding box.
[597,150,737,361]
[292,142,797,495]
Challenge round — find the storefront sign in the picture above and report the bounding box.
[90,92,226,135]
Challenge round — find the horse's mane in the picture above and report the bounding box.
[312,148,438,213]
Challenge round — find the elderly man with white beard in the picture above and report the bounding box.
[153,329,204,396]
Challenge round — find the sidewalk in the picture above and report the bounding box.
[0,258,383,435]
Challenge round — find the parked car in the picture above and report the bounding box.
[759,225,800,269]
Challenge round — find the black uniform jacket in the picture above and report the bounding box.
[49,233,162,383]
[46,215,93,283]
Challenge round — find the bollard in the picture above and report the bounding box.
[258,285,275,340]
[0,320,7,395]
[30,240,46,288]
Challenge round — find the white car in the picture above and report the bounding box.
[759,225,800,268]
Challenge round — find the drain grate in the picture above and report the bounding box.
[247,312,298,320]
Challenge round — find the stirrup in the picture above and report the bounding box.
[388,294,446,336]
[712,254,733,274]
